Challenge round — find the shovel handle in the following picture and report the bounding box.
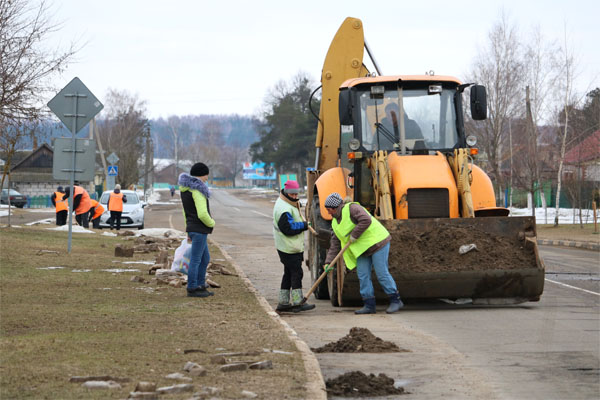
[300,241,351,305]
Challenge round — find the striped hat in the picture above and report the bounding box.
[324,192,343,209]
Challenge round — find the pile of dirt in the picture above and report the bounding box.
[326,371,405,397]
[384,222,538,273]
[312,327,407,353]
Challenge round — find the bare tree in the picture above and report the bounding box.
[0,0,77,190]
[522,27,558,221]
[468,12,524,204]
[96,89,148,188]
[553,24,579,227]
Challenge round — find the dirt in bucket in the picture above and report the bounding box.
[312,327,408,353]
[384,222,538,274]
[325,371,406,397]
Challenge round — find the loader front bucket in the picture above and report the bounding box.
[335,216,544,306]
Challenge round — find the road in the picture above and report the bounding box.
[5,190,599,399]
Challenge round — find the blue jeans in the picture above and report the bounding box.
[187,232,210,291]
[355,242,397,299]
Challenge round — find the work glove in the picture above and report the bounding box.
[303,221,309,231]
[349,235,358,243]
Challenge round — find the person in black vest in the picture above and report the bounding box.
[178,163,215,298]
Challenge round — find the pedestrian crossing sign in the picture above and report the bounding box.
[108,165,118,176]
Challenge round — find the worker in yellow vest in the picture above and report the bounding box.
[107,184,127,230]
[50,186,68,226]
[88,199,105,229]
[323,192,403,314]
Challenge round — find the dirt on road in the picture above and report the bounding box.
[312,327,408,353]
[325,371,406,397]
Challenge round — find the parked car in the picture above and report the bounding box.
[98,190,146,229]
[0,189,27,208]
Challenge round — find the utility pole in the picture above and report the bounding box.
[144,125,152,201]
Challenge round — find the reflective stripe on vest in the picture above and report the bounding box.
[108,192,124,212]
[74,186,91,215]
[90,199,104,219]
[54,192,68,212]
[331,202,390,270]
[272,197,305,254]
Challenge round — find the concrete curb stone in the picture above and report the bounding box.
[209,239,327,400]
[537,239,600,251]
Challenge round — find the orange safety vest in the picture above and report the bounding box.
[108,192,124,212]
[90,199,104,220]
[54,192,68,212]
[73,185,91,215]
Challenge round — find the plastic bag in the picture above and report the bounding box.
[458,243,478,255]
[171,238,192,275]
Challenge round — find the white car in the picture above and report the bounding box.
[98,190,146,229]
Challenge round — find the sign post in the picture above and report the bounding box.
[106,153,119,190]
[48,77,103,253]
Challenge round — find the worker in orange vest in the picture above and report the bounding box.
[88,198,105,229]
[65,183,92,228]
[107,184,127,230]
[50,186,68,226]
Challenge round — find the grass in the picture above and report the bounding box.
[536,223,600,243]
[0,227,307,399]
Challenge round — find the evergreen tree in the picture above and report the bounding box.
[250,73,319,185]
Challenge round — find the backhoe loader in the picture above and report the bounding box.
[306,17,544,306]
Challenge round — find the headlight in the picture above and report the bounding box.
[466,135,477,147]
[348,138,361,151]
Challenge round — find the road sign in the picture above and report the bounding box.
[52,138,96,181]
[108,165,118,176]
[47,77,104,134]
[107,152,119,165]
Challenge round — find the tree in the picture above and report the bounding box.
[96,89,148,188]
[553,24,579,227]
[250,72,319,186]
[0,0,77,190]
[467,12,524,204]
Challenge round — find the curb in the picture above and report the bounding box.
[209,239,327,400]
[537,239,600,251]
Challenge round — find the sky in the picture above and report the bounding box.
[44,0,599,120]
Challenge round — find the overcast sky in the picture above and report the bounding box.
[46,0,598,120]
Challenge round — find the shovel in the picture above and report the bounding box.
[300,241,351,305]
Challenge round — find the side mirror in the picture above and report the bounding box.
[470,85,487,120]
[339,89,353,125]
[141,202,147,208]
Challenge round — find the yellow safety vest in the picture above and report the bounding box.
[331,203,389,270]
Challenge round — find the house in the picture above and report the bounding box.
[7,144,99,198]
[563,130,600,182]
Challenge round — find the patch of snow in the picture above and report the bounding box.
[135,228,185,238]
[101,268,140,273]
[72,269,92,272]
[112,260,155,265]
[102,232,117,237]
[37,266,65,270]
[46,225,95,233]
[26,218,54,226]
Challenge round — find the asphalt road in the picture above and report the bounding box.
[5,190,599,399]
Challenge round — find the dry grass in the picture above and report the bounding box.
[0,227,307,399]
[537,223,600,243]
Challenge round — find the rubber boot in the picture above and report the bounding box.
[276,289,292,311]
[355,297,376,314]
[290,289,316,313]
[386,292,404,314]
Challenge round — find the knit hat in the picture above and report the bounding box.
[115,184,121,190]
[190,162,209,177]
[57,186,64,192]
[324,192,343,209]
[283,180,300,194]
